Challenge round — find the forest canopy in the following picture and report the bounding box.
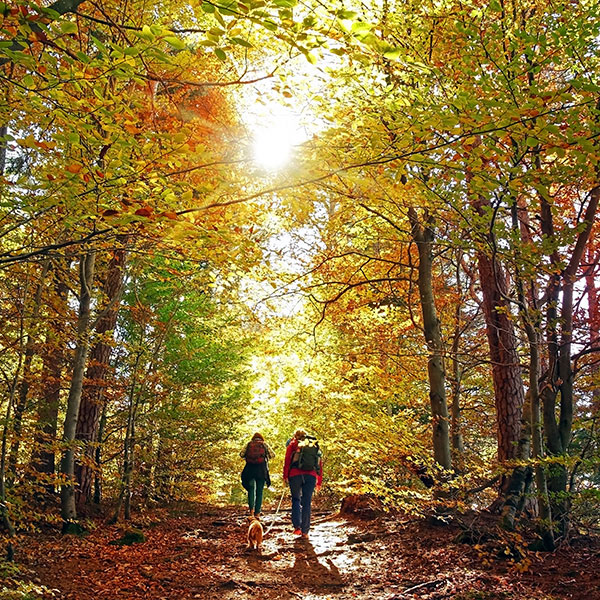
[0,0,599,560]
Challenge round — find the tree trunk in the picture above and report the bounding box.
[30,268,69,489]
[0,380,17,560]
[110,352,141,524]
[470,194,524,497]
[450,254,465,459]
[586,249,600,412]
[8,261,51,479]
[93,402,108,505]
[511,197,555,548]
[541,183,600,534]
[75,248,125,510]
[60,251,96,532]
[408,208,452,472]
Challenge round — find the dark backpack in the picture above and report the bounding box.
[245,439,266,464]
[292,436,321,472]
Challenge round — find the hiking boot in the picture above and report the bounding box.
[293,529,302,536]
[301,532,309,539]
[254,513,261,519]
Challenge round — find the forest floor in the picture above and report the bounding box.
[2,499,600,600]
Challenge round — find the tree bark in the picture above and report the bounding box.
[585,248,600,412]
[541,183,600,532]
[75,248,125,510]
[110,352,141,524]
[450,253,465,459]
[60,251,96,531]
[30,266,69,488]
[408,207,452,472]
[8,261,51,479]
[469,188,525,501]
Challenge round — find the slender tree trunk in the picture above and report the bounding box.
[450,254,465,459]
[586,250,600,412]
[93,401,108,505]
[1,383,17,560]
[30,269,69,488]
[124,413,135,521]
[60,251,96,532]
[8,261,51,479]
[541,184,600,534]
[408,208,452,472]
[76,248,126,510]
[511,196,555,548]
[0,113,15,559]
[110,352,141,524]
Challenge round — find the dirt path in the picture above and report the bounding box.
[5,504,600,600]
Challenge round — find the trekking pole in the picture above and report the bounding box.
[263,487,286,537]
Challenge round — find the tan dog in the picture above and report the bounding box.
[247,516,263,552]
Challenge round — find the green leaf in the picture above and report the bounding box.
[201,2,216,13]
[231,37,253,47]
[165,36,187,50]
[214,48,227,61]
[305,51,317,64]
[525,136,538,147]
[76,51,91,63]
[351,21,372,35]
[383,47,402,60]
[91,35,108,53]
[214,10,226,26]
[217,2,237,15]
[60,21,78,35]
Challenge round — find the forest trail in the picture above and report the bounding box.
[6,503,600,600]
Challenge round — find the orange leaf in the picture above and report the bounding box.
[135,207,153,217]
[66,164,82,174]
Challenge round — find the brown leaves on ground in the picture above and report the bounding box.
[3,503,600,600]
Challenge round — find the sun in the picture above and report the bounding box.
[247,101,308,171]
[252,126,294,171]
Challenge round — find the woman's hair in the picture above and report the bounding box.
[252,432,264,441]
[294,429,306,441]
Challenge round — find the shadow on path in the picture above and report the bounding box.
[286,537,346,590]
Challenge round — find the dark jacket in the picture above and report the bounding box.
[240,439,274,489]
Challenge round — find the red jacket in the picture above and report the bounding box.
[283,438,323,487]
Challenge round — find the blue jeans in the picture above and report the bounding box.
[247,478,265,514]
[289,474,316,533]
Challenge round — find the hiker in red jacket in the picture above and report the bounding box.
[283,429,323,539]
[240,432,275,517]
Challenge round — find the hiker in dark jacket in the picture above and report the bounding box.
[240,432,275,517]
[283,429,322,538]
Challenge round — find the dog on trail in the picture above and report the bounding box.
[246,516,263,552]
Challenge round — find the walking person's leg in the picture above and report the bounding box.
[247,478,257,514]
[289,475,303,533]
[254,478,265,516]
[300,475,317,535]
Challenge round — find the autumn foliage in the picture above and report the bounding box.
[0,1,598,592]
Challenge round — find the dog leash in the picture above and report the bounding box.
[263,487,286,537]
